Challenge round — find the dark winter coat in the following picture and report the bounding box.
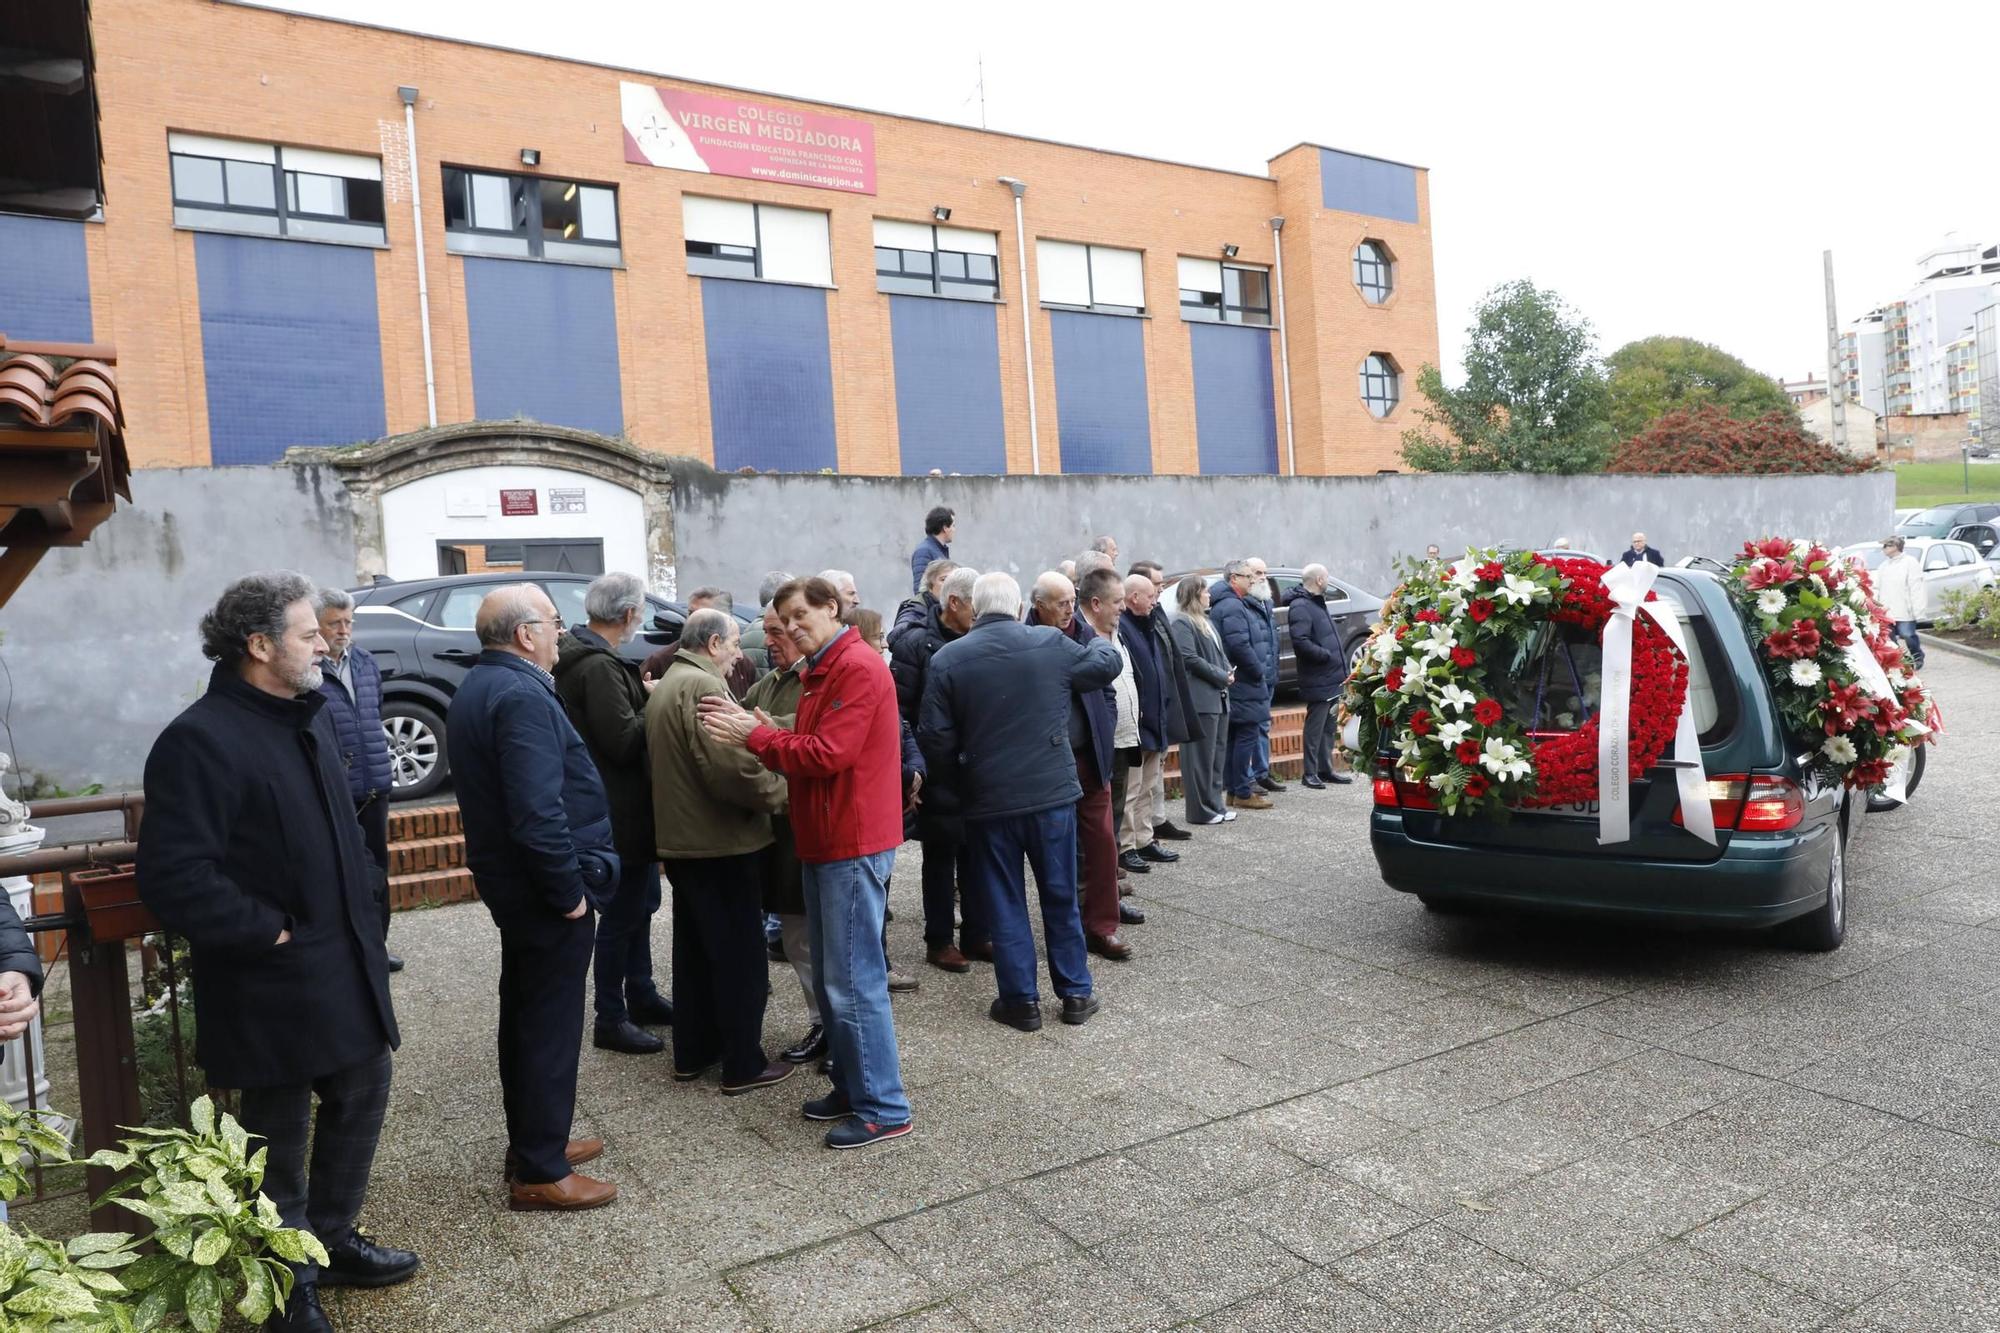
[919,613,1121,821]
[1146,606,1197,745]
[447,651,617,926]
[1210,582,1277,724]
[1172,615,1232,716]
[137,666,398,1089]
[887,595,959,726]
[1283,586,1346,702]
[1620,546,1665,567]
[552,626,656,865]
[314,647,391,803]
[1061,613,1118,789]
[910,534,950,593]
[0,901,41,1002]
[1119,609,1171,752]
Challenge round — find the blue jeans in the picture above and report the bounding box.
[802,851,910,1126]
[593,858,662,1024]
[967,806,1091,1006]
[1254,715,1273,780]
[1895,619,1925,668]
[1227,720,1263,797]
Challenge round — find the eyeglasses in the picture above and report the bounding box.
[519,615,566,632]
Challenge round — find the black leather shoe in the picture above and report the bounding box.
[265,1281,331,1331]
[1117,851,1151,875]
[783,1024,826,1064]
[593,1020,665,1055]
[626,990,675,1026]
[1061,994,1101,1025]
[384,952,405,973]
[1257,775,1288,793]
[1326,771,1355,785]
[1301,774,1326,790]
[318,1229,421,1289]
[1153,821,1192,842]
[1119,902,1146,926]
[766,937,787,962]
[1137,842,1179,864]
[989,998,1042,1032]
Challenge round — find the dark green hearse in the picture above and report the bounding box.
[1369,570,1922,952]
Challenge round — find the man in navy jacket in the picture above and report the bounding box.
[1210,560,1278,810]
[447,585,619,1213]
[909,505,954,593]
[313,587,403,971]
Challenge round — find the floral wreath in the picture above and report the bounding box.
[1728,537,1937,789]
[1339,551,1688,816]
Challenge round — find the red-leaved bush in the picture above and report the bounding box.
[1608,405,1876,475]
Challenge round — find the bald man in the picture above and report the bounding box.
[447,584,620,1212]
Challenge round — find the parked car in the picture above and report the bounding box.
[1947,521,2000,564]
[1369,569,1913,951]
[349,572,765,800]
[1834,538,1995,623]
[1162,567,1383,695]
[1896,502,2000,539]
[1969,444,1993,459]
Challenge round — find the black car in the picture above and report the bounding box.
[349,572,764,800]
[1163,567,1384,696]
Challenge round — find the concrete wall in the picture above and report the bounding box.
[668,466,1899,616]
[0,466,356,789]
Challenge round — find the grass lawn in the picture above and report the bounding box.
[1895,460,2000,509]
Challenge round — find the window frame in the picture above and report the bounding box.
[1353,239,1394,304]
[1360,353,1401,418]
[1178,259,1271,326]
[872,222,1000,302]
[1039,241,1146,316]
[441,165,623,265]
[168,144,387,245]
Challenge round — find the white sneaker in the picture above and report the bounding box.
[1200,814,1227,826]
[1222,810,1239,822]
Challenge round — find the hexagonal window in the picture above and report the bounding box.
[1353,239,1394,304]
[1360,353,1401,417]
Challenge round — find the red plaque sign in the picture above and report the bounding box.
[500,489,537,516]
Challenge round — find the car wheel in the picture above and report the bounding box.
[1779,819,1846,952]
[381,700,449,801]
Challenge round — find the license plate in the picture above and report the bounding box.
[1511,799,1600,819]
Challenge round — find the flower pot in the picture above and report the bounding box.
[66,863,160,945]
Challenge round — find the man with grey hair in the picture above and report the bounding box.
[757,571,794,608]
[553,572,674,1056]
[1211,560,1277,810]
[644,586,755,698]
[919,572,1122,1030]
[141,572,415,1321]
[1283,564,1352,788]
[449,584,621,1212]
[819,569,861,614]
[1090,535,1119,564]
[312,585,402,973]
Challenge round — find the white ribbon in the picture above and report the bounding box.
[1596,563,1716,847]
[1839,630,1927,805]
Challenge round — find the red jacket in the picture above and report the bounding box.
[747,628,904,863]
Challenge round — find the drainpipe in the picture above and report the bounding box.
[399,86,438,427]
[997,177,1040,474]
[1270,216,1297,476]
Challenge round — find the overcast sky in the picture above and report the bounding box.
[261,0,1997,384]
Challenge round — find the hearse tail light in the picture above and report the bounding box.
[1671,775,1803,832]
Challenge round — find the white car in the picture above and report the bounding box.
[1836,538,1996,623]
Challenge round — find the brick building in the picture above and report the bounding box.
[1,0,1438,575]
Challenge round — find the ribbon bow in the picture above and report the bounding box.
[1597,562,1715,847]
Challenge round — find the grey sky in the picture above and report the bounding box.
[257,0,1997,385]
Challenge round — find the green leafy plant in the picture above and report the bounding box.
[1934,584,2000,633]
[86,1096,326,1331]
[0,1105,74,1203]
[0,1224,143,1330]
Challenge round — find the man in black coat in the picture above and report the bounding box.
[887,564,985,972]
[1116,574,1184,875]
[1284,565,1353,788]
[918,572,1121,1032]
[1621,531,1666,567]
[552,571,675,1057]
[138,571,415,1333]
[448,584,621,1214]
[1128,561,1198,845]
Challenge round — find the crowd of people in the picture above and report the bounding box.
[126,504,1356,1331]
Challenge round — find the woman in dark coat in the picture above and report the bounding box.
[1170,576,1234,825]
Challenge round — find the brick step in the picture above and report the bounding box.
[1162,708,1307,784]
[389,834,465,876]
[388,803,460,842]
[387,866,480,913]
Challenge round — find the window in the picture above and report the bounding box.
[389,590,436,618]
[434,585,497,630]
[168,133,385,245]
[541,580,591,630]
[442,167,621,265]
[1360,353,1401,417]
[1178,257,1271,325]
[1353,240,1394,304]
[1924,546,1950,571]
[873,219,1000,300]
[683,196,832,286]
[1037,240,1145,314]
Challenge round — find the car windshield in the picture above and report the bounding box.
[1906,506,1959,525]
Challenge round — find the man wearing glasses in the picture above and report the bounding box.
[447,585,621,1212]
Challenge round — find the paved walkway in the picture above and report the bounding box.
[339,650,2000,1331]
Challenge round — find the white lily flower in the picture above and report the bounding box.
[1448,559,1480,591]
[1756,590,1786,616]
[1480,737,1530,781]
[1436,682,1477,713]
[1789,660,1823,687]
[1846,585,1870,610]
[1416,623,1458,661]
[1370,635,1397,667]
[1436,719,1473,746]
[1399,657,1428,691]
[1497,573,1541,607]
[1426,773,1448,790]
[1821,735,1858,764]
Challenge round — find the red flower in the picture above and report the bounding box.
[1847,757,1892,789]
[1409,710,1433,737]
[1475,561,1506,583]
[1744,559,1799,590]
[1755,536,1794,561]
[1464,774,1491,798]
[1474,698,1503,726]
[1468,599,1495,623]
[1763,619,1822,660]
[1450,646,1477,668]
[1871,637,1904,670]
[1454,739,1480,765]
[1415,608,1443,624]
[1395,624,1409,641]
[1825,615,1855,648]
[1384,667,1405,691]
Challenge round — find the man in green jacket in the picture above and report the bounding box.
[646,608,794,1095]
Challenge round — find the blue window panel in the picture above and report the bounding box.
[1048,310,1151,474]
[889,296,1006,474]
[1190,324,1278,475]
[1319,148,1419,224]
[0,215,92,341]
[194,233,386,466]
[701,278,837,473]
[463,258,623,435]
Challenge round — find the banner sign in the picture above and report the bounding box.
[621,81,876,195]
[499,489,536,517]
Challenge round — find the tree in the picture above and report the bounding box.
[1605,336,1799,438]
[1401,280,1616,475]
[1607,405,1875,475]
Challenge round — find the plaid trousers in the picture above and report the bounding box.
[236,1046,393,1282]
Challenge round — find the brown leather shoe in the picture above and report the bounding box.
[1228,792,1273,810]
[1087,932,1132,961]
[500,1138,604,1182]
[961,939,994,963]
[508,1172,618,1212]
[927,944,971,973]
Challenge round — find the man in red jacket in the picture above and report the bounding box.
[698,576,912,1150]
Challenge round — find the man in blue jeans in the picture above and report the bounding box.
[918,572,1122,1031]
[1211,560,1277,811]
